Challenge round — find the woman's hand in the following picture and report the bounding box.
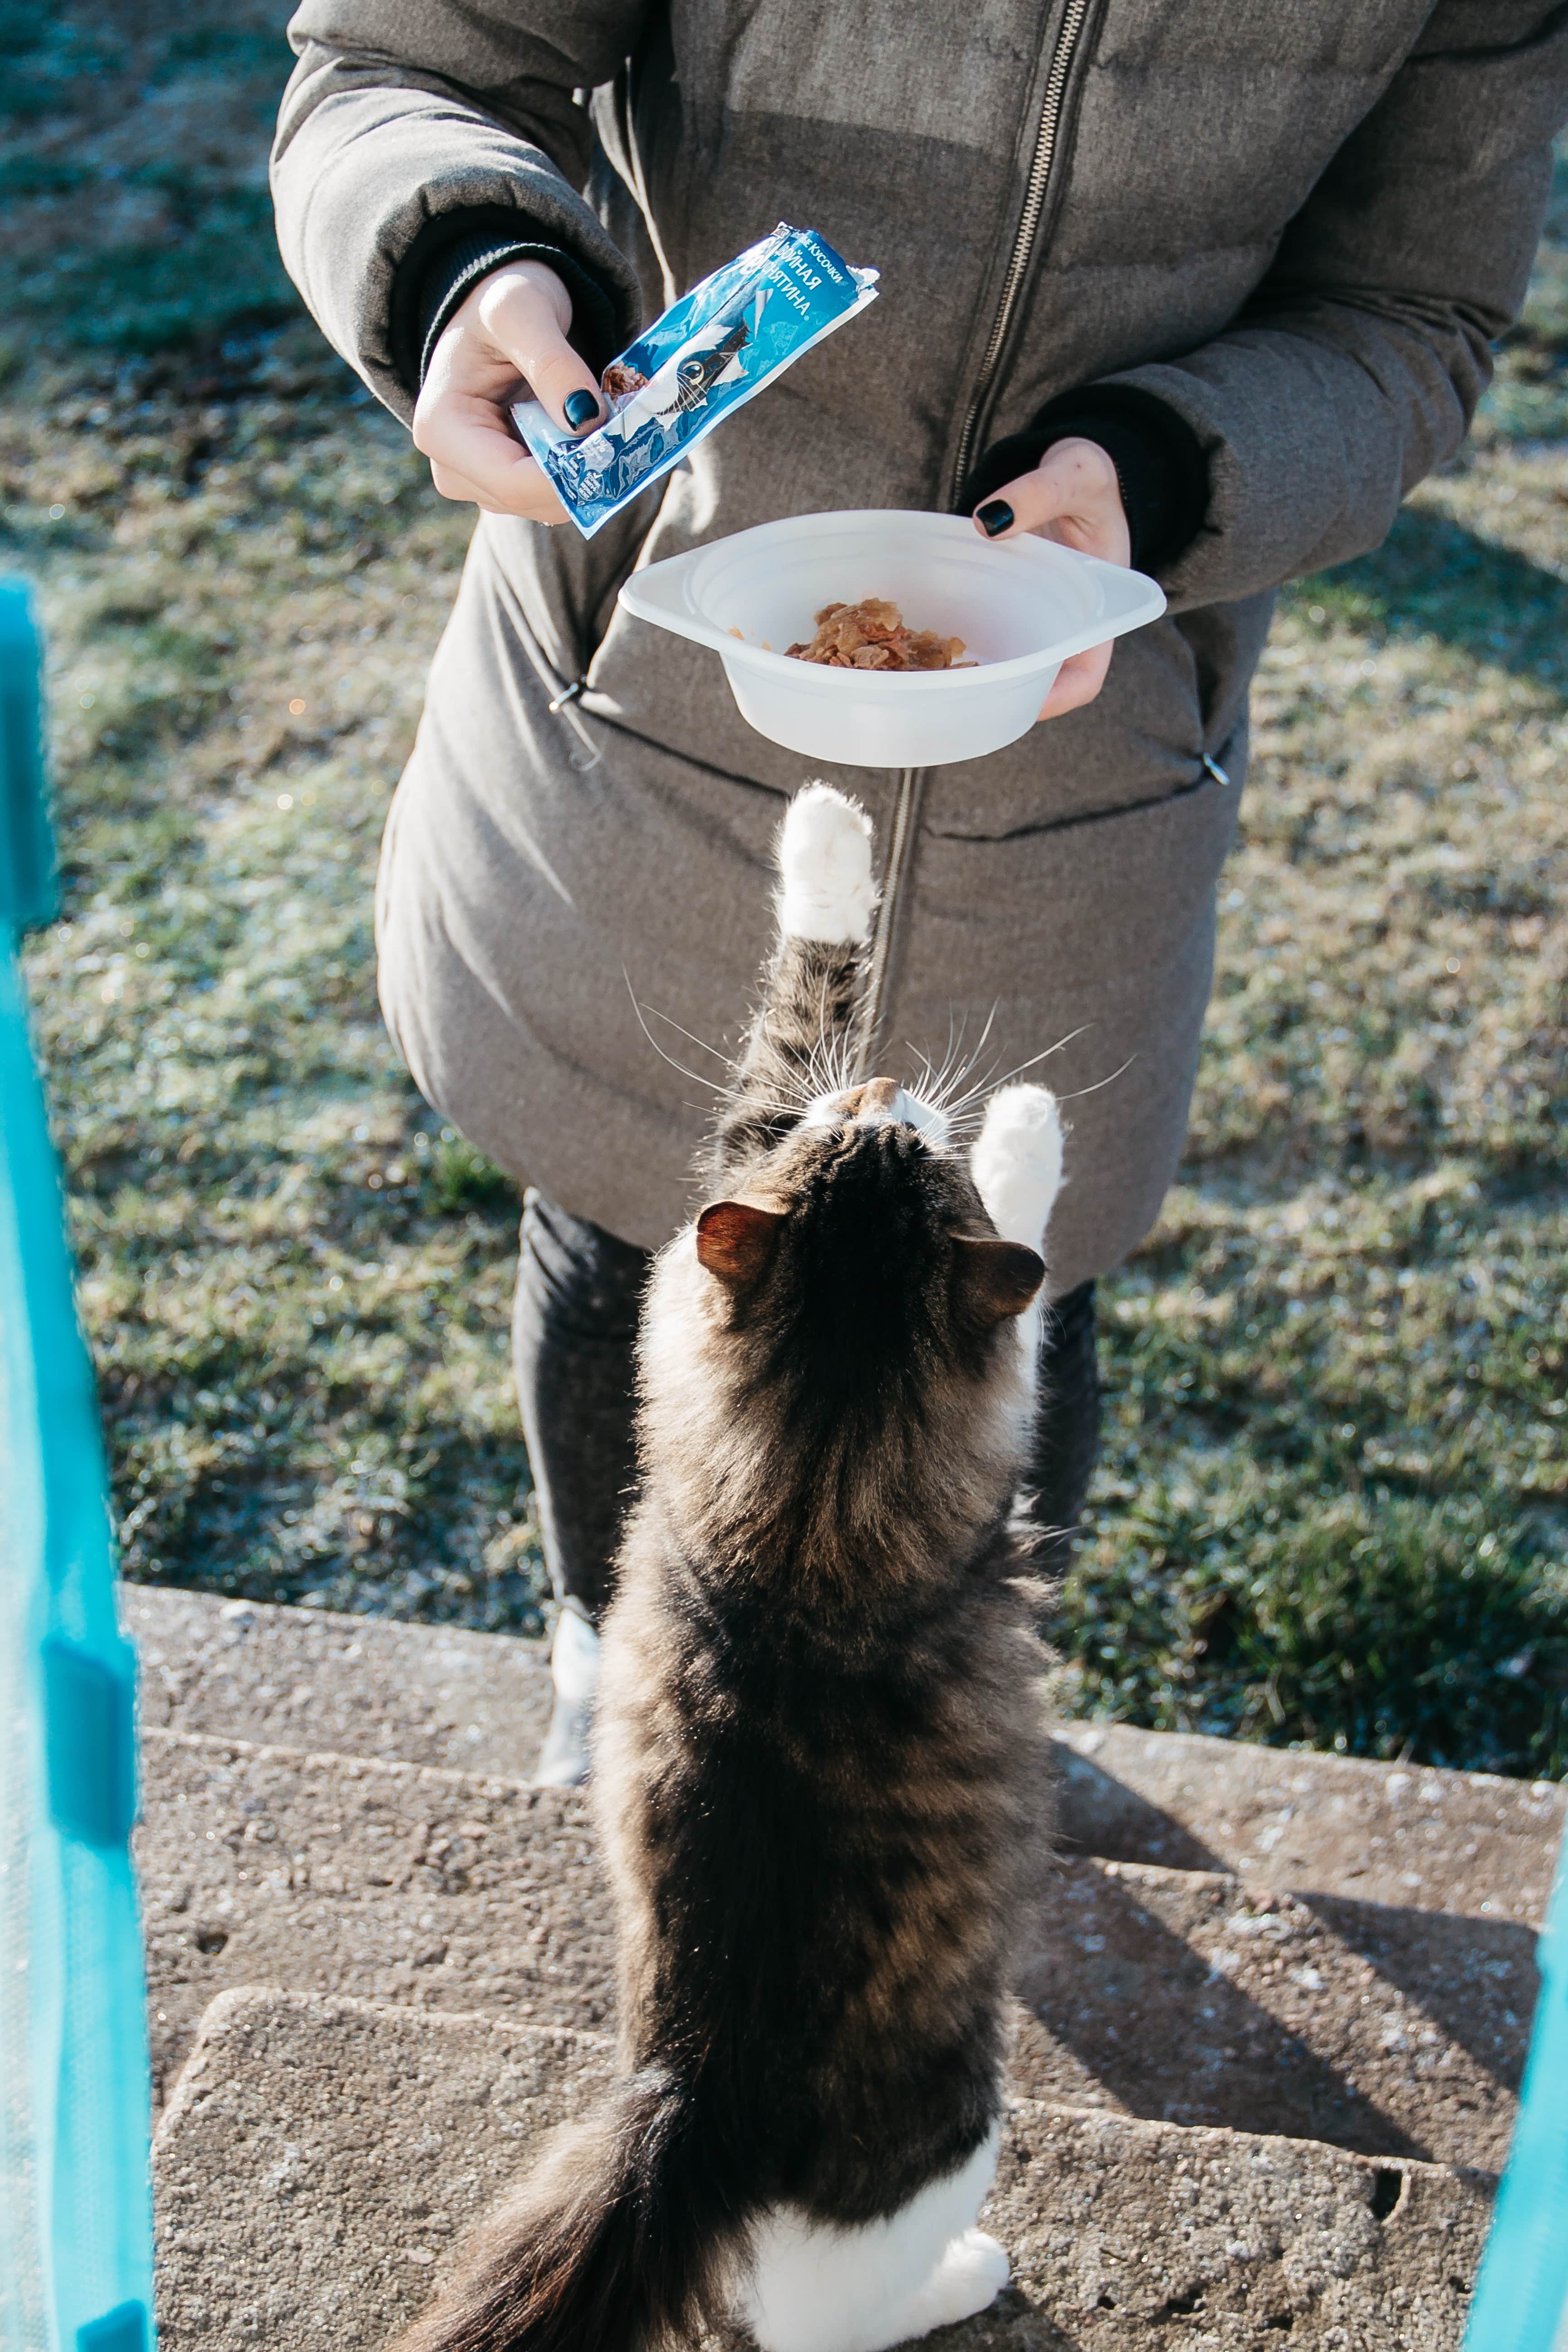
[412,261,605,522]
[972,436,1131,720]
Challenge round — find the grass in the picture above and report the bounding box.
[3,2,1564,1771]
[1063,191,1568,1777]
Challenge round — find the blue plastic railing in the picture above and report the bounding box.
[0,577,155,2352]
[1464,1833,1568,2349]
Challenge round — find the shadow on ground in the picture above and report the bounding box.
[1303,505,1568,687]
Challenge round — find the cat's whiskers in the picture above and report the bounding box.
[910,1003,996,1119]
[804,994,858,1102]
[941,1038,1133,1136]
[749,1058,818,1105]
[747,1100,824,1127]
[1045,1054,1137,1105]
[934,1026,1094,1127]
[906,1008,958,1105]
[624,978,730,1095]
[625,985,845,1132]
[637,1002,739,1065]
[913,1010,1007,1125]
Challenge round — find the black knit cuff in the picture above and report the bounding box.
[962,385,1209,577]
[390,206,629,397]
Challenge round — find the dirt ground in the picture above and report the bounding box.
[2,0,1563,1774]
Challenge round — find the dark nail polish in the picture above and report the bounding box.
[564,389,601,430]
[977,499,1014,538]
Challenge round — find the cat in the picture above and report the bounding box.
[392,781,1068,2352]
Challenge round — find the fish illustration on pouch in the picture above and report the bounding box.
[512,225,879,538]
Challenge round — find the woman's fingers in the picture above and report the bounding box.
[421,406,570,520]
[426,451,568,522]
[1036,641,1114,722]
[412,261,600,521]
[972,436,1131,567]
[471,264,605,432]
[973,435,1130,722]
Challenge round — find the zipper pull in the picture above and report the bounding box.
[1201,753,1230,787]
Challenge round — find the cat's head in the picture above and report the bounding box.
[691,1074,1044,1392]
[637,1074,1055,1571]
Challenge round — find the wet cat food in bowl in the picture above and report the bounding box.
[617,510,1166,767]
[784,598,973,671]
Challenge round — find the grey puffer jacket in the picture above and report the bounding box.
[273,0,1567,1289]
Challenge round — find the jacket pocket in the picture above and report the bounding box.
[485,483,670,697]
[922,613,1211,843]
[967,737,1240,847]
[911,753,1244,1006]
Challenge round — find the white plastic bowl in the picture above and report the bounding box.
[617,509,1166,768]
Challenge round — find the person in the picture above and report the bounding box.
[273,0,1568,1782]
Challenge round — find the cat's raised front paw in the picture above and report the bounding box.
[971,1083,1065,1250]
[777,782,877,946]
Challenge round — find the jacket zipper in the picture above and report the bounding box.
[859,2,1094,1073]
[946,0,1095,505]
[853,764,927,1079]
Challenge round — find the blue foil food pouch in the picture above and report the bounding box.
[512,224,879,539]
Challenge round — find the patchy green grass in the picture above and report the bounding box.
[2,0,538,1630]
[6,334,542,1627]
[1060,152,1568,1778]
[3,4,1564,1767]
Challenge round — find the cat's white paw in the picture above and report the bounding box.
[777,782,877,945]
[971,1083,1065,1251]
[898,2230,1010,2332]
[742,2127,1003,2352]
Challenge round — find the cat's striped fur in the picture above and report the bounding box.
[392,783,1066,2352]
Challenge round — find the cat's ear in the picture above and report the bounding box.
[952,1232,1046,1323]
[696,1199,786,1291]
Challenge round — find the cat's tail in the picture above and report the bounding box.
[387,2063,744,2352]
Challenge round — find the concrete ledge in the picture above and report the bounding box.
[127,1584,1563,1924]
[125,1583,551,1780]
[987,2100,1491,2349]
[1012,1859,1529,2172]
[137,1729,611,2106]
[140,1730,1526,2166]
[1055,1721,1562,1925]
[153,1987,1494,2352]
[153,1989,612,2352]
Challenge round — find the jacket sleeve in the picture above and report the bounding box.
[271,0,648,421]
[1102,0,1568,613]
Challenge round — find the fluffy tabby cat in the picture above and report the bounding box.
[394,783,1067,2352]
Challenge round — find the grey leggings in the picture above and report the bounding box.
[512,1187,1102,1624]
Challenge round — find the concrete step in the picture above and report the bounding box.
[123,1582,552,1780]
[126,1583,1563,1922]
[139,1729,1530,2166]
[1054,1720,1563,1926]
[1013,1858,1529,2173]
[153,1984,1494,2352]
[137,1728,610,2109]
